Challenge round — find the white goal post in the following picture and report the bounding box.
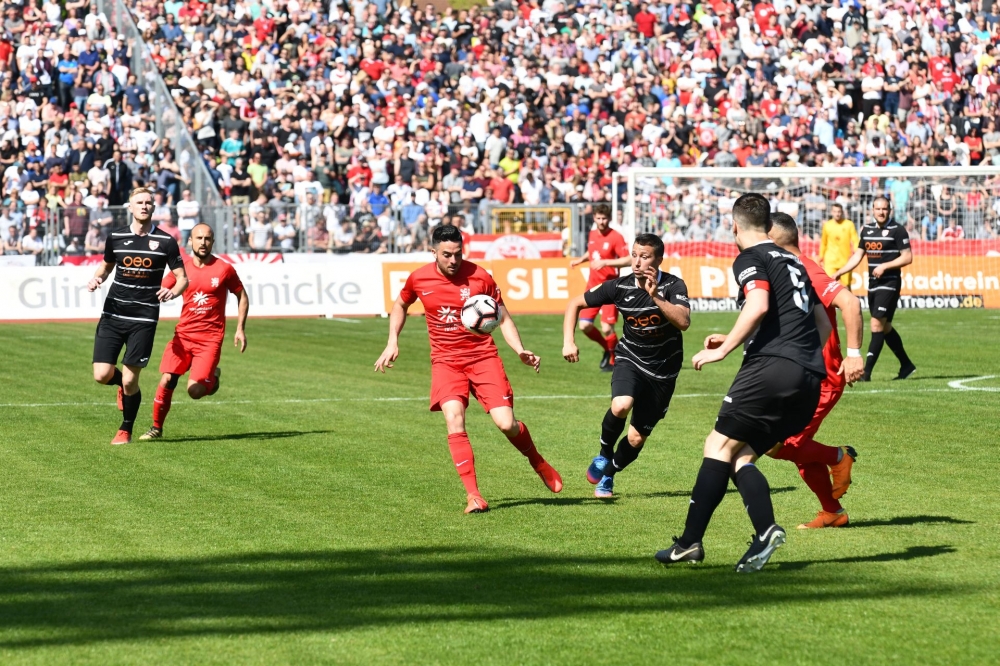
[611,167,1000,311]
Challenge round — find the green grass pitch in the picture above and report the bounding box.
[0,310,998,664]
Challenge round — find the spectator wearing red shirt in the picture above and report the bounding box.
[635,4,657,39]
[489,171,515,204]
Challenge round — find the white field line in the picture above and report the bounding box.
[0,385,990,409]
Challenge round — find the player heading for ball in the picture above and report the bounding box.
[834,196,915,381]
[569,204,630,371]
[374,224,562,514]
[88,187,187,445]
[656,193,831,572]
[139,223,249,441]
[563,233,690,499]
[766,213,864,529]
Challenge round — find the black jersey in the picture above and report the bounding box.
[858,219,910,290]
[584,270,689,380]
[102,225,183,324]
[733,240,825,377]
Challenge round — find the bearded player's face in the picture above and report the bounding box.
[434,241,463,277]
[190,226,214,258]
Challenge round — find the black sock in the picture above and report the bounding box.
[884,329,912,368]
[107,368,123,387]
[734,464,776,536]
[679,458,731,547]
[600,410,626,460]
[606,436,642,476]
[864,331,885,377]
[120,389,142,434]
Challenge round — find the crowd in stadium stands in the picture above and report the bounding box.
[3,0,1000,261]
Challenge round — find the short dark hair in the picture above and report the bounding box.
[431,223,463,247]
[732,193,771,232]
[593,203,611,219]
[634,232,664,258]
[769,212,799,248]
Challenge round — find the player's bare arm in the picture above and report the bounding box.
[872,247,912,279]
[374,296,411,373]
[87,261,115,291]
[832,288,865,383]
[704,334,727,349]
[591,256,632,272]
[569,255,589,268]
[833,248,866,279]
[561,294,590,362]
[157,265,188,303]
[498,306,540,373]
[692,288,769,370]
[234,289,250,353]
[639,268,690,331]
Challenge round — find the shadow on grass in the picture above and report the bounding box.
[160,430,337,443]
[491,496,616,509]
[0,546,968,649]
[775,545,957,572]
[848,515,975,528]
[635,486,798,500]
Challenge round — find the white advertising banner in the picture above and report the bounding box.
[0,258,387,321]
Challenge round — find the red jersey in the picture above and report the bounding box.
[399,261,504,365]
[801,256,844,389]
[754,3,776,30]
[586,227,629,286]
[163,256,244,341]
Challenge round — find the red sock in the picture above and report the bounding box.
[583,325,607,349]
[798,463,842,513]
[604,332,618,352]
[447,432,480,496]
[152,387,174,429]
[771,438,839,466]
[507,421,544,467]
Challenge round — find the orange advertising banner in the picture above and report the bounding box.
[383,256,1000,314]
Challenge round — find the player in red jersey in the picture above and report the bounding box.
[764,214,865,528]
[569,204,630,371]
[139,224,249,440]
[374,224,563,514]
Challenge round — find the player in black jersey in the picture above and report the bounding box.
[562,233,691,498]
[87,187,187,445]
[834,196,915,380]
[656,194,831,573]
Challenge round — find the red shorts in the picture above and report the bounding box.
[159,334,222,385]
[580,303,618,325]
[430,355,514,413]
[784,383,843,447]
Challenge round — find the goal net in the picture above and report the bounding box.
[612,167,1000,312]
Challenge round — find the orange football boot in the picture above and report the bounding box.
[464,494,489,514]
[534,461,563,493]
[797,510,850,529]
[110,429,131,446]
[830,446,857,499]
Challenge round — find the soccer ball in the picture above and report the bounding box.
[461,294,501,334]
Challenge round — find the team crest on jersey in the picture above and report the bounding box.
[459,287,470,301]
[148,241,160,250]
[211,277,220,288]
[882,229,889,237]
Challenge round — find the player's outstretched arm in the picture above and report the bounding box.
[833,248,865,279]
[374,296,410,373]
[498,306,540,373]
[561,294,589,362]
[87,261,115,291]
[832,288,864,384]
[234,289,250,353]
[569,256,590,268]
[692,288,769,370]
[591,256,632,271]
[158,265,188,302]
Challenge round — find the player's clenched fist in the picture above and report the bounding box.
[703,333,727,349]
[562,343,579,363]
[374,344,399,373]
[87,276,104,292]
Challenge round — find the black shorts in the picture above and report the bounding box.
[611,359,676,437]
[715,356,823,456]
[868,286,900,322]
[93,315,158,368]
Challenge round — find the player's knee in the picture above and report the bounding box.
[492,413,517,434]
[610,396,633,418]
[93,367,114,384]
[626,429,646,448]
[578,320,594,332]
[165,374,180,390]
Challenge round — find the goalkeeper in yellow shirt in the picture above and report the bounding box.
[819,204,860,288]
